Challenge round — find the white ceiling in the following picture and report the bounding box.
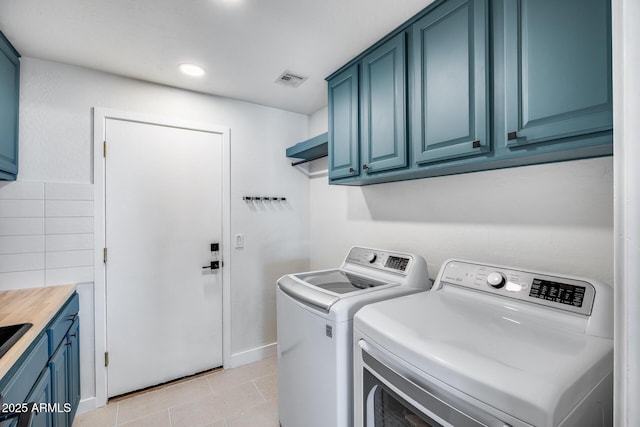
[0,0,433,115]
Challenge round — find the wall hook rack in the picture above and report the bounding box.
[243,196,286,202]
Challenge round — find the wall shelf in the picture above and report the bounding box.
[285,132,328,165]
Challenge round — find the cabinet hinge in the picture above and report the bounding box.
[105,352,109,367]
[103,140,107,158]
[103,248,108,263]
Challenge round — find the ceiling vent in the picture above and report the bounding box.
[275,71,308,88]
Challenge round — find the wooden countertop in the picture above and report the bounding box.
[0,284,76,380]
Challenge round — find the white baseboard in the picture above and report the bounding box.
[229,342,277,368]
[76,397,98,415]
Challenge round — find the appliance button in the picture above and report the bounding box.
[487,272,506,289]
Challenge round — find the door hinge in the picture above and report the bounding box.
[105,352,109,367]
[103,140,107,158]
[103,248,108,263]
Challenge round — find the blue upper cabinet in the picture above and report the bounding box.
[0,31,20,181]
[499,0,612,148]
[360,33,408,174]
[326,0,612,185]
[411,0,489,165]
[328,64,360,180]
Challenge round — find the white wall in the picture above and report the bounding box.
[308,107,613,285]
[1,57,310,404]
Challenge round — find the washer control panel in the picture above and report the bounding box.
[439,260,596,315]
[346,247,412,275]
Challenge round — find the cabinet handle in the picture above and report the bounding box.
[472,140,481,148]
[349,167,355,173]
[362,164,369,170]
[507,131,518,140]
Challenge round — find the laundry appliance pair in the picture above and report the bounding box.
[277,247,613,427]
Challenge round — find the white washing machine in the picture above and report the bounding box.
[277,246,431,427]
[354,259,613,427]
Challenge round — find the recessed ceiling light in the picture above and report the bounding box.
[179,63,206,77]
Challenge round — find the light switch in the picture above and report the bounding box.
[234,234,244,248]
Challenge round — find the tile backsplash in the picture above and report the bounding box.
[0,181,94,290]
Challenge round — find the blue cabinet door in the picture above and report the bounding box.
[66,319,80,425]
[49,345,67,427]
[27,369,53,427]
[328,64,360,180]
[360,33,407,175]
[411,0,489,165]
[0,32,19,180]
[500,0,612,147]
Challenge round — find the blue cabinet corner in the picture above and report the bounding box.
[0,31,20,181]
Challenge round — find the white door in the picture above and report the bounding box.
[105,118,223,397]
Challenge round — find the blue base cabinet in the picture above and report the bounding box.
[50,345,67,427]
[48,296,80,427]
[65,319,80,425]
[0,293,80,427]
[0,31,20,181]
[28,369,53,427]
[326,0,612,185]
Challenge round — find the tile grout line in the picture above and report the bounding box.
[114,402,120,427]
[251,380,268,403]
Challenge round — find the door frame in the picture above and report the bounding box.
[92,108,232,408]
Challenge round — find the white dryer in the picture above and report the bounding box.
[277,247,431,427]
[354,259,613,427]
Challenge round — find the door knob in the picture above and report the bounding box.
[202,261,220,270]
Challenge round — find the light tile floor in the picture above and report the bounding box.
[73,357,278,427]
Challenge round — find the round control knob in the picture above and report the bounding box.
[487,272,506,289]
[367,252,377,263]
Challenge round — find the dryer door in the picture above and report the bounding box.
[357,340,528,427]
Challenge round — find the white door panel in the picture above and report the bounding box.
[105,118,223,397]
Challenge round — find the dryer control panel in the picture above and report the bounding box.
[345,247,413,276]
[439,260,596,316]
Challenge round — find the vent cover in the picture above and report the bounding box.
[275,70,308,88]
